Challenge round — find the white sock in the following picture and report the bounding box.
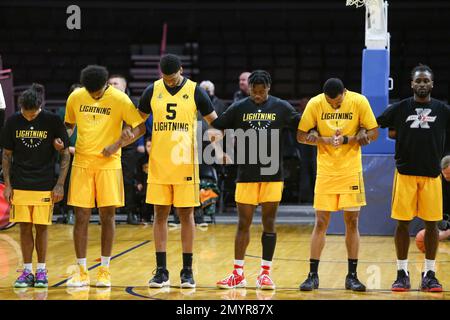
[397,259,408,274]
[101,256,111,267]
[36,263,46,271]
[261,259,272,274]
[23,263,33,272]
[77,258,87,269]
[424,259,436,276]
[234,259,244,275]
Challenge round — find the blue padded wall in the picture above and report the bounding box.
[361,49,394,154]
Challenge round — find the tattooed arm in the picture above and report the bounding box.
[52,148,70,203]
[2,149,13,203]
[65,122,75,138]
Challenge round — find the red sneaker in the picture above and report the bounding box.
[256,270,275,290]
[216,270,247,289]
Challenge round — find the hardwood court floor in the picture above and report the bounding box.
[0,223,449,300]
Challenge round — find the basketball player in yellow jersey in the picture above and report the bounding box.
[135,54,217,288]
[297,78,378,292]
[64,65,145,288]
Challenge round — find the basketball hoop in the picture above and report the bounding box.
[346,0,377,8]
[346,0,389,50]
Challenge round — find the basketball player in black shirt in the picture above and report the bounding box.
[377,64,450,292]
[212,70,300,290]
[1,84,70,288]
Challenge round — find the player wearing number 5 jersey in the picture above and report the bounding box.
[137,54,218,288]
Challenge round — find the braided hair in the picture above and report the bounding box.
[248,70,272,88]
[18,83,45,110]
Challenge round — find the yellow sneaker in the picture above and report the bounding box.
[95,266,111,287]
[66,265,90,287]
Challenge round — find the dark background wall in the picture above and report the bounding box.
[0,0,449,102]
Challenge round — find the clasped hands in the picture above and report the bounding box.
[101,127,135,157]
[306,128,370,147]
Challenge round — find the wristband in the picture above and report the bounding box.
[343,136,349,144]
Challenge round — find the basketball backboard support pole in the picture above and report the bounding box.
[347,0,394,154]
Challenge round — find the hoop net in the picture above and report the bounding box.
[345,0,377,8]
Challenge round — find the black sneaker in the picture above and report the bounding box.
[180,267,196,288]
[345,272,366,292]
[421,271,443,292]
[391,270,410,292]
[299,272,319,291]
[148,267,170,288]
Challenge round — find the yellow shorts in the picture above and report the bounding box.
[314,173,366,212]
[235,182,284,205]
[314,193,366,212]
[10,190,53,225]
[68,166,124,208]
[146,183,200,207]
[391,171,442,221]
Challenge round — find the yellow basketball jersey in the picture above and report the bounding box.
[298,91,378,176]
[65,86,143,169]
[148,78,199,185]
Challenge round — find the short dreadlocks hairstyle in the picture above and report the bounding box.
[248,70,272,88]
[323,78,345,99]
[411,64,433,80]
[19,83,45,111]
[80,65,109,92]
[160,54,182,75]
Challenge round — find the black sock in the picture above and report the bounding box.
[156,252,166,269]
[348,259,358,275]
[183,253,193,268]
[310,259,320,274]
[261,232,277,261]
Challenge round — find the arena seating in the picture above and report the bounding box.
[0,3,448,102]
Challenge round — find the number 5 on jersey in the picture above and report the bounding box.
[166,103,177,120]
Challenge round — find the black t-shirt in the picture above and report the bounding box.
[138,78,214,116]
[211,96,301,182]
[0,110,69,190]
[377,97,450,177]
